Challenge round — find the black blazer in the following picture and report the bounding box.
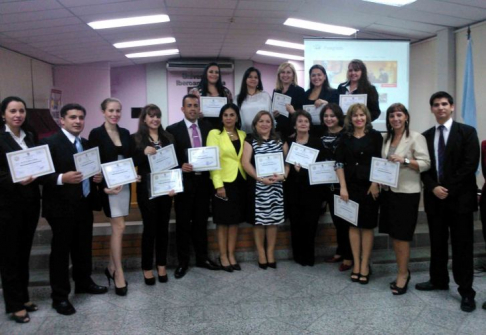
[336,82,381,121]
[273,84,306,140]
[304,88,339,106]
[421,121,479,214]
[0,129,40,218]
[88,124,131,164]
[40,131,101,218]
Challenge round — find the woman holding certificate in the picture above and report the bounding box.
[237,67,272,134]
[335,103,383,284]
[304,65,338,115]
[0,96,40,323]
[89,98,131,296]
[131,104,175,284]
[337,60,381,121]
[242,111,288,269]
[206,103,247,272]
[379,103,430,295]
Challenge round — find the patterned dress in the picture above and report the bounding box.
[246,136,285,225]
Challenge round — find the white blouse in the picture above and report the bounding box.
[239,91,272,134]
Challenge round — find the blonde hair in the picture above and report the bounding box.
[344,103,373,135]
[275,62,298,90]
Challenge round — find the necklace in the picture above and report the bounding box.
[226,131,235,138]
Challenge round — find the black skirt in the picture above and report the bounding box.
[348,182,380,229]
[212,173,247,225]
[379,190,420,241]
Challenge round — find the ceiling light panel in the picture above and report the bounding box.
[114,37,176,49]
[125,49,179,58]
[88,14,170,30]
[284,18,357,36]
[363,0,417,7]
[266,39,304,50]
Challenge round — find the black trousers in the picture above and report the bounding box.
[137,189,172,269]
[0,201,39,314]
[427,207,475,298]
[173,175,211,265]
[46,199,94,302]
[325,188,352,260]
[480,194,486,245]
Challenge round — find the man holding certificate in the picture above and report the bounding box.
[166,94,220,279]
[40,104,107,316]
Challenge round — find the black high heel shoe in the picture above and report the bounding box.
[258,262,268,270]
[143,271,156,286]
[219,258,233,273]
[267,262,277,269]
[24,303,38,312]
[113,271,128,296]
[359,265,372,285]
[104,268,114,287]
[11,311,30,324]
[391,270,411,295]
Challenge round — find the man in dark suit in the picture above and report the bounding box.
[166,94,220,279]
[41,103,107,315]
[416,91,480,312]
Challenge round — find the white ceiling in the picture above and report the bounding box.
[0,0,485,66]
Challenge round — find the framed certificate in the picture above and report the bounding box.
[255,152,285,178]
[285,142,319,169]
[308,161,338,185]
[271,92,292,118]
[6,144,55,183]
[339,94,367,114]
[200,97,227,118]
[188,146,221,171]
[150,169,183,199]
[334,195,359,226]
[101,158,138,188]
[148,144,178,173]
[302,104,324,125]
[369,157,400,188]
[74,147,101,181]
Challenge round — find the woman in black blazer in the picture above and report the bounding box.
[304,64,338,108]
[89,98,131,296]
[131,104,174,285]
[0,97,41,323]
[336,59,381,121]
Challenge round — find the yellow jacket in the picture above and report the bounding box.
[207,128,247,189]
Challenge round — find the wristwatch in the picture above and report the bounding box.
[404,158,410,166]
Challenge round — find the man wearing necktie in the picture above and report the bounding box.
[166,94,220,279]
[417,92,480,313]
[40,104,107,315]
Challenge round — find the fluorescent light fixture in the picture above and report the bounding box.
[363,0,416,6]
[256,50,304,61]
[125,49,179,58]
[265,39,304,50]
[114,37,176,49]
[88,14,170,30]
[284,18,357,36]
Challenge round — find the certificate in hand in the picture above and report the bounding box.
[271,92,292,118]
[339,94,367,114]
[6,144,55,183]
[369,157,400,188]
[101,158,138,188]
[303,104,324,125]
[200,97,227,118]
[148,144,178,173]
[308,161,338,185]
[285,142,319,169]
[150,168,183,199]
[334,195,359,226]
[74,147,101,181]
[255,152,285,178]
[188,146,221,171]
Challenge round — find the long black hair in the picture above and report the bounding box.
[347,59,379,106]
[198,62,226,97]
[237,67,263,107]
[385,103,410,143]
[217,103,242,133]
[132,104,173,150]
[309,64,331,92]
[1,96,37,139]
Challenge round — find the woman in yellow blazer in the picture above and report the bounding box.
[207,103,247,272]
[379,103,430,295]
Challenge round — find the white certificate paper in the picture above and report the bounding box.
[369,157,400,188]
[308,161,338,185]
[188,146,221,171]
[339,94,367,114]
[200,96,227,118]
[6,144,55,183]
[334,195,359,226]
[285,142,319,169]
[148,144,178,173]
[150,169,183,199]
[303,104,324,125]
[255,152,285,178]
[74,147,101,181]
[101,158,138,188]
[271,92,292,118]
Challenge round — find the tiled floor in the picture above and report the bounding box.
[1,261,486,335]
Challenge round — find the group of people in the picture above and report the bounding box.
[0,60,485,325]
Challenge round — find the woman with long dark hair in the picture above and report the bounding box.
[304,64,337,108]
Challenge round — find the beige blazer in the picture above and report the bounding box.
[381,130,431,193]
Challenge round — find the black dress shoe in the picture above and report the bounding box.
[11,311,30,323]
[174,265,188,279]
[158,274,168,283]
[461,296,476,312]
[219,258,233,272]
[24,303,38,312]
[52,300,76,316]
[415,280,449,291]
[196,259,221,270]
[143,273,156,286]
[75,283,108,294]
[230,263,242,271]
[267,262,277,269]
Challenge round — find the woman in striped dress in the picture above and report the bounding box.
[242,111,288,269]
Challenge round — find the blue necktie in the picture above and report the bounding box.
[75,138,91,197]
[437,125,445,183]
